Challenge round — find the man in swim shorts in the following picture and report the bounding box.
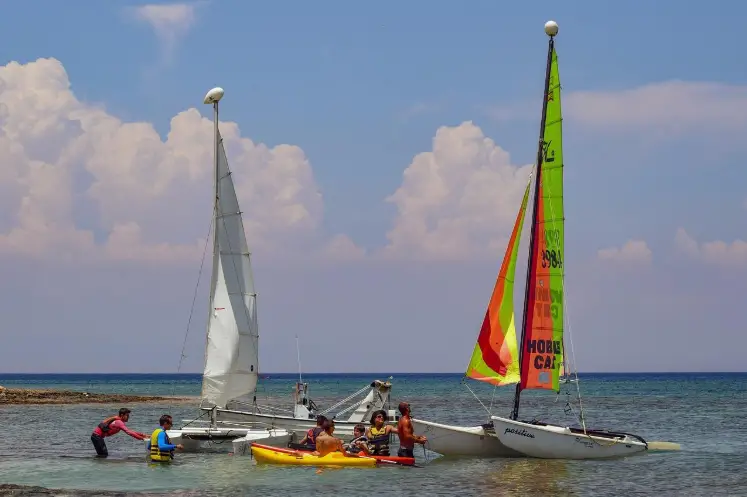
[396,401,427,458]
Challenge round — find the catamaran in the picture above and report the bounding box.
[166,87,396,451]
[413,21,649,459]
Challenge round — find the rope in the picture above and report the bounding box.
[463,381,492,417]
[319,383,373,416]
[171,216,214,397]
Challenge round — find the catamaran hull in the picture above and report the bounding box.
[411,419,522,457]
[212,408,367,437]
[161,427,290,452]
[490,416,648,460]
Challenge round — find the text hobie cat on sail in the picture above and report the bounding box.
[413,21,649,460]
[166,87,396,451]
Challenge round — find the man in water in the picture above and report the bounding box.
[147,414,184,463]
[396,401,427,458]
[366,409,397,455]
[90,408,148,458]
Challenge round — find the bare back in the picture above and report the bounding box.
[314,432,344,456]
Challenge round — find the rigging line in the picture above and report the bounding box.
[463,381,493,417]
[172,215,214,397]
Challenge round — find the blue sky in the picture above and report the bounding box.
[0,1,745,374]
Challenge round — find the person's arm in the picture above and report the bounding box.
[157,430,177,451]
[409,420,427,444]
[387,425,399,438]
[112,420,147,440]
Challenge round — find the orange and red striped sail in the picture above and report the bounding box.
[465,181,531,386]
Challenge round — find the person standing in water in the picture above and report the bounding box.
[90,408,148,458]
[396,401,427,458]
[147,414,184,463]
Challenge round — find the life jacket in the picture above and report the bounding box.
[149,428,174,462]
[346,435,368,454]
[367,426,390,455]
[307,426,324,447]
[97,416,120,435]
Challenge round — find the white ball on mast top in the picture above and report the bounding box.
[544,20,559,37]
[203,87,225,105]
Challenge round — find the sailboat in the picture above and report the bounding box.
[162,86,290,450]
[414,21,649,459]
[168,87,396,451]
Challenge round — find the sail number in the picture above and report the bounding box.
[541,249,563,269]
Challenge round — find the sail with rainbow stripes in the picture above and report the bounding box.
[465,181,531,386]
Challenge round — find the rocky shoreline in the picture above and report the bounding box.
[0,385,195,405]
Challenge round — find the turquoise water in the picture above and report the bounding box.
[0,373,745,496]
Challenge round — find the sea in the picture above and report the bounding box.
[0,372,745,497]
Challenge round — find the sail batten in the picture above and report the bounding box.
[200,129,260,408]
[465,180,532,386]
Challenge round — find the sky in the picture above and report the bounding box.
[0,0,745,374]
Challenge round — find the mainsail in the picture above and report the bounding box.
[200,130,260,408]
[512,35,565,418]
[465,181,531,386]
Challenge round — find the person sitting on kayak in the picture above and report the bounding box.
[366,409,397,456]
[345,424,369,454]
[313,419,353,457]
[397,401,427,458]
[298,414,327,449]
[90,408,148,458]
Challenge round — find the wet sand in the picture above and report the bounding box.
[0,386,195,405]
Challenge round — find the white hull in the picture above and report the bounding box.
[157,426,290,452]
[214,408,373,437]
[231,431,293,456]
[491,416,648,460]
[412,418,522,457]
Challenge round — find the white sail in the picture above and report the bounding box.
[201,130,259,408]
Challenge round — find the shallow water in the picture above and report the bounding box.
[1,373,745,496]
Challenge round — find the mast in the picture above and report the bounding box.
[511,22,558,421]
[202,87,224,425]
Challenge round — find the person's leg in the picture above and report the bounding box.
[397,447,414,458]
[91,434,108,457]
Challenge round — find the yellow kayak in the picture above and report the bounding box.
[251,445,377,467]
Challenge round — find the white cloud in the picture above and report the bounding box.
[488,81,747,138]
[382,121,532,260]
[0,57,344,263]
[133,3,197,61]
[322,234,366,261]
[597,239,652,264]
[675,228,747,266]
[566,81,747,134]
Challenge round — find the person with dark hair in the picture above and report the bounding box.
[365,409,397,456]
[298,414,327,449]
[345,424,369,454]
[147,414,184,463]
[90,407,148,458]
[312,419,352,457]
[396,402,427,458]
